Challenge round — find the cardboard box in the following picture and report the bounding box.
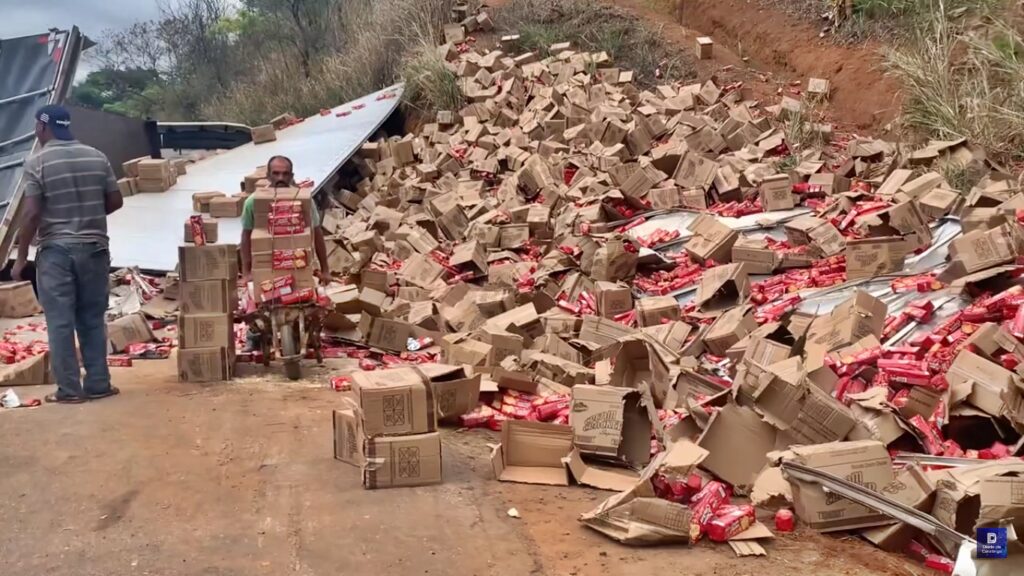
[192,191,226,213]
[417,363,482,422]
[803,291,887,369]
[351,367,435,436]
[918,187,963,220]
[363,432,442,489]
[697,403,777,489]
[595,281,633,318]
[732,237,780,274]
[182,218,219,244]
[760,174,794,211]
[946,350,1014,416]
[634,296,680,327]
[860,464,936,551]
[783,440,894,532]
[177,347,233,382]
[361,314,414,353]
[107,312,155,353]
[845,237,908,280]
[178,313,233,349]
[696,36,714,60]
[332,404,366,467]
[490,420,573,485]
[784,215,845,257]
[704,305,757,356]
[117,177,135,198]
[250,187,314,227]
[251,124,277,144]
[0,281,42,318]
[136,158,171,179]
[944,224,1024,278]
[570,385,652,468]
[179,245,238,282]
[208,196,244,218]
[685,214,738,264]
[179,280,236,315]
[695,263,749,312]
[250,229,313,254]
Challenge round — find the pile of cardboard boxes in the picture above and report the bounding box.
[176,239,238,382]
[119,156,187,196]
[249,187,318,304]
[302,6,1024,562]
[333,365,480,489]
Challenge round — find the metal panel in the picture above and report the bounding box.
[0,28,81,261]
[106,83,403,271]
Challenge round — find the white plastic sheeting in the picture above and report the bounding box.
[106,83,404,271]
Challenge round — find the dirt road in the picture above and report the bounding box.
[0,357,925,576]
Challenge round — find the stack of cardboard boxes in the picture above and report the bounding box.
[177,236,238,383]
[249,187,317,304]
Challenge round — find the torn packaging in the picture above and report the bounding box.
[704,305,757,356]
[731,237,780,274]
[580,448,694,545]
[685,214,738,264]
[945,350,1014,416]
[697,403,777,490]
[803,291,887,370]
[635,296,680,327]
[781,440,895,532]
[860,464,936,552]
[570,385,653,468]
[595,281,633,318]
[416,364,481,423]
[108,312,156,353]
[491,420,573,485]
[944,223,1024,278]
[695,263,750,312]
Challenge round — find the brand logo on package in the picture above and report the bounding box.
[977,527,1008,559]
[397,447,421,478]
[382,394,407,427]
[824,471,876,506]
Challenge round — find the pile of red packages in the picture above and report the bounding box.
[460,391,570,430]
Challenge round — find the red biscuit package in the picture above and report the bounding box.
[707,504,756,542]
[189,215,206,246]
[260,274,296,301]
[280,287,315,306]
[268,212,306,227]
[689,480,731,542]
[270,200,303,214]
[269,223,307,236]
[272,248,309,270]
[107,355,133,367]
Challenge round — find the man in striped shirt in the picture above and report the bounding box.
[12,105,124,404]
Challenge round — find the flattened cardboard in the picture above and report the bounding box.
[565,448,639,492]
[490,420,573,485]
[570,385,653,468]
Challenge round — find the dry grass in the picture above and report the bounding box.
[202,0,457,124]
[494,0,693,87]
[884,0,1024,163]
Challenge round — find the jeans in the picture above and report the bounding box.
[36,242,111,399]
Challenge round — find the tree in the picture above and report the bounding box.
[70,68,165,118]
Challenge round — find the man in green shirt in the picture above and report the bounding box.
[240,155,330,283]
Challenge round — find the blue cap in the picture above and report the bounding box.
[35,104,74,140]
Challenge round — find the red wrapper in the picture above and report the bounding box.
[268,212,305,227]
[189,215,206,246]
[330,375,352,392]
[909,414,944,455]
[280,287,315,306]
[689,480,730,542]
[774,509,795,532]
[270,200,303,215]
[272,249,309,270]
[107,355,133,367]
[269,223,307,236]
[358,358,377,371]
[707,504,756,542]
[924,555,954,574]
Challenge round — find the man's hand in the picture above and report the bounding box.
[11,258,27,282]
[315,268,331,286]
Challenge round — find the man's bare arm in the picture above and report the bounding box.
[16,196,42,263]
[314,226,330,280]
[240,228,253,277]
